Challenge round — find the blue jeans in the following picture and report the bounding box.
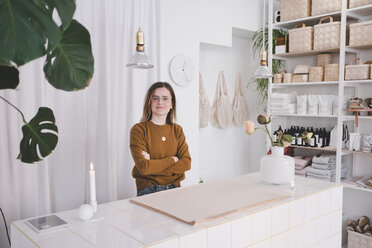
[137,184,177,196]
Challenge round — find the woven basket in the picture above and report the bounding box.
[283,73,292,83]
[317,53,333,67]
[324,64,339,81]
[347,230,372,248]
[281,0,311,22]
[274,73,284,83]
[289,23,314,53]
[312,0,342,16]
[345,58,371,80]
[309,67,324,82]
[349,0,372,8]
[350,20,372,47]
[292,74,309,82]
[314,16,341,50]
[293,65,310,74]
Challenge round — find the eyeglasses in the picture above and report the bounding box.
[151,96,171,103]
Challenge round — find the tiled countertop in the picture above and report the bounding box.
[11,173,343,248]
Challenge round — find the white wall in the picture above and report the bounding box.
[158,0,264,185]
[199,34,266,182]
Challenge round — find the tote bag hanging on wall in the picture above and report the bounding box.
[199,72,211,128]
[232,72,249,126]
[212,71,232,129]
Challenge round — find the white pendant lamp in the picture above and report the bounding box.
[254,0,272,79]
[126,0,154,69]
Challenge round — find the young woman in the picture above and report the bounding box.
[130,82,191,196]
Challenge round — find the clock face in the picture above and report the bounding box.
[169,55,195,86]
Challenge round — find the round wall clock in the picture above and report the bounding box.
[169,55,195,86]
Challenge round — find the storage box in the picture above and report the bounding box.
[348,230,372,248]
[345,58,371,80]
[312,0,342,16]
[317,53,333,67]
[275,45,286,54]
[324,64,339,81]
[289,24,313,53]
[314,16,341,50]
[350,21,372,47]
[349,0,372,9]
[292,73,309,82]
[309,67,324,82]
[281,0,311,22]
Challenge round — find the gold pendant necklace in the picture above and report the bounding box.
[151,120,167,142]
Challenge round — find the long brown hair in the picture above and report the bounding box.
[140,82,176,124]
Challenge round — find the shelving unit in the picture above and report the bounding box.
[271,114,338,118]
[268,0,372,190]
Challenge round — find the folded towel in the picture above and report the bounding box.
[271,92,296,100]
[311,162,347,170]
[312,154,336,165]
[270,102,295,107]
[306,167,334,177]
[295,156,312,168]
[307,174,335,182]
[271,109,296,114]
[295,167,307,175]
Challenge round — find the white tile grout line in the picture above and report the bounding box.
[99,220,147,246]
[66,227,99,248]
[11,223,40,248]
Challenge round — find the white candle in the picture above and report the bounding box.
[89,162,96,203]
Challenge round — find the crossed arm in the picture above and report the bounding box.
[130,125,191,176]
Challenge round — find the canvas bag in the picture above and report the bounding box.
[199,73,211,128]
[212,71,232,129]
[232,73,249,127]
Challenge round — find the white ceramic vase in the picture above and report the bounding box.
[260,146,295,187]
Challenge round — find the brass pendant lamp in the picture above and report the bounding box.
[126,0,154,69]
[254,0,272,79]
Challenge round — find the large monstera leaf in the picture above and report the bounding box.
[0,0,61,66]
[18,107,58,163]
[44,19,94,91]
[0,65,19,89]
[37,0,76,32]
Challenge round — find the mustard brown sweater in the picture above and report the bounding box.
[130,121,191,191]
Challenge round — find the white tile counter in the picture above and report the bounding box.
[11,173,343,248]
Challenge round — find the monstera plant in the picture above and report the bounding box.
[0,0,94,163]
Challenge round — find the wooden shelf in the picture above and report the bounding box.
[272,81,340,88]
[344,109,372,126]
[273,48,343,58]
[290,145,337,152]
[346,44,372,50]
[271,11,343,30]
[271,114,338,118]
[344,79,372,86]
[347,4,372,17]
[289,145,372,156]
[342,183,372,193]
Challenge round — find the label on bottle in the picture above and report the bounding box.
[310,138,315,147]
[297,138,302,145]
[318,138,323,147]
[273,135,277,142]
[291,138,296,145]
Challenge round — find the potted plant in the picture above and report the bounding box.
[245,114,312,186]
[249,28,287,108]
[0,0,94,163]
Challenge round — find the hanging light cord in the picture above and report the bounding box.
[138,0,141,28]
[262,0,266,51]
[0,207,11,247]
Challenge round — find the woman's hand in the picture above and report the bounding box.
[141,151,150,160]
[172,156,179,162]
